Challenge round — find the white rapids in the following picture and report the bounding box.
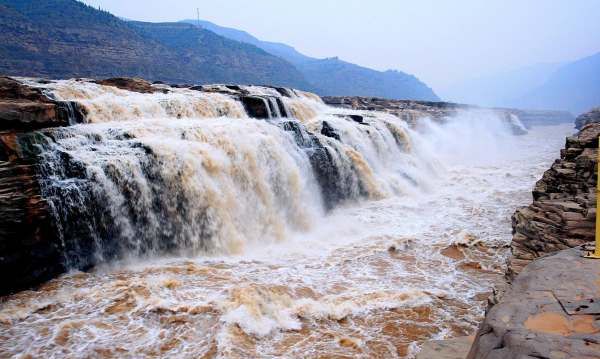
[0,79,573,358]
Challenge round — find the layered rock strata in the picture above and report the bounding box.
[0,77,70,294]
[509,123,599,277]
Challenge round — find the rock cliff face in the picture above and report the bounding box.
[0,77,72,295]
[508,123,598,277]
[575,107,600,129]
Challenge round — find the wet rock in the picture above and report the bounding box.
[0,77,71,131]
[468,248,600,359]
[279,120,361,209]
[323,96,467,126]
[575,107,600,129]
[94,77,165,94]
[348,114,364,124]
[508,123,598,278]
[241,96,270,119]
[321,121,341,141]
[0,133,63,296]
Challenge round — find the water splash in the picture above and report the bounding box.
[0,76,569,358]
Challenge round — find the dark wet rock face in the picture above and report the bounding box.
[320,121,340,141]
[279,120,362,209]
[0,77,92,295]
[0,132,63,295]
[241,96,271,119]
[575,107,600,129]
[508,123,599,278]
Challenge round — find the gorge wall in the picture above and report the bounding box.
[509,119,599,277]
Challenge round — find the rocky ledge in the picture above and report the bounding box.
[0,77,80,131]
[323,96,573,129]
[468,247,600,359]
[509,122,599,277]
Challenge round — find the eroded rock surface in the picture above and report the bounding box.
[0,77,75,131]
[509,123,598,277]
[468,248,600,359]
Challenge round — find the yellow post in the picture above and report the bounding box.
[584,137,600,259]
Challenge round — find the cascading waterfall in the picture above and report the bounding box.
[2,78,557,359]
[17,78,523,271]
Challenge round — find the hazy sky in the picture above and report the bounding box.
[82,0,600,92]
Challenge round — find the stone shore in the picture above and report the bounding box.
[468,247,600,359]
[509,122,599,278]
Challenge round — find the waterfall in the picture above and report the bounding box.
[16,79,520,270]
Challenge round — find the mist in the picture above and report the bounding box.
[82,0,600,100]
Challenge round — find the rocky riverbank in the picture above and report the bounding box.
[468,247,600,358]
[465,108,600,358]
[509,121,598,277]
[323,96,573,128]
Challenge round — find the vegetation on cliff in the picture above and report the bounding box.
[0,0,310,88]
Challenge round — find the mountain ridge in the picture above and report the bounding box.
[516,51,600,114]
[182,19,439,101]
[0,0,310,88]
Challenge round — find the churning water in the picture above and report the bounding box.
[0,80,573,358]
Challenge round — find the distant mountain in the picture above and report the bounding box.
[0,0,310,88]
[516,52,600,114]
[187,19,313,65]
[442,63,563,107]
[129,21,311,87]
[296,58,439,100]
[182,19,439,101]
